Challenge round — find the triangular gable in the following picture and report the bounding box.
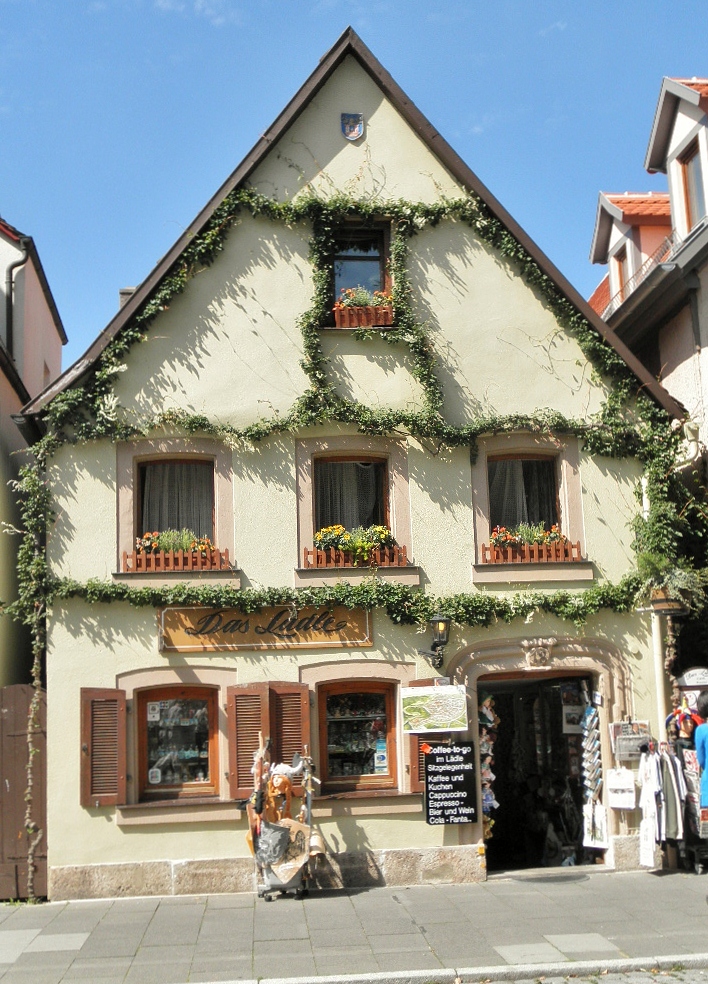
[20,27,684,425]
[645,76,708,174]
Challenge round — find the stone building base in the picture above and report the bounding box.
[49,846,487,900]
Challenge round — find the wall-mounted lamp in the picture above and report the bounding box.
[417,613,451,669]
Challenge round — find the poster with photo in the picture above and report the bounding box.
[562,705,584,734]
[609,721,652,759]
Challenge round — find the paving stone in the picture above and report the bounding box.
[60,955,133,978]
[252,955,317,979]
[0,930,41,963]
[205,893,255,909]
[188,957,253,981]
[131,944,195,964]
[314,952,380,975]
[253,938,312,957]
[0,969,68,984]
[375,950,444,971]
[365,932,433,953]
[494,941,568,964]
[25,933,90,952]
[123,960,192,984]
[545,931,622,954]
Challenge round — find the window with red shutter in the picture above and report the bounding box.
[80,688,127,808]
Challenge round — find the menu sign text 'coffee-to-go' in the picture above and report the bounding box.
[424,743,477,825]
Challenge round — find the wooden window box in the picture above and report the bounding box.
[303,545,408,569]
[122,548,232,573]
[480,541,583,564]
[333,305,393,329]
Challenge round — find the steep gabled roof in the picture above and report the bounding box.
[0,216,67,346]
[20,27,685,424]
[645,76,708,174]
[590,192,672,264]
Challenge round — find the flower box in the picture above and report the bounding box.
[303,545,408,569]
[480,541,583,564]
[649,588,688,615]
[122,548,231,573]
[333,305,394,329]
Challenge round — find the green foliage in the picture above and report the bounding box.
[3,187,702,657]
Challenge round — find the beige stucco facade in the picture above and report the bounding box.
[43,45,666,899]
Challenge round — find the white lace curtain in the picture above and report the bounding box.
[488,459,556,530]
[315,461,380,530]
[142,462,213,537]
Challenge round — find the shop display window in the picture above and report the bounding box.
[318,682,397,792]
[137,686,219,800]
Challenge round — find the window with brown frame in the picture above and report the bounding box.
[137,686,219,800]
[332,226,390,308]
[314,456,389,532]
[681,140,707,231]
[487,455,559,532]
[318,681,397,792]
[137,459,214,540]
[80,681,310,810]
[614,246,629,302]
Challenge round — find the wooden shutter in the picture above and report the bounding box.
[270,682,310,796]
[80,688,126,808]
[226,683,311,800]
[226,684,270,799]
[408,679,435,794]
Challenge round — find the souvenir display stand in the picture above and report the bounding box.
[245,738,322,901]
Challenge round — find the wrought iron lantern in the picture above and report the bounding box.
[417,613,451,669]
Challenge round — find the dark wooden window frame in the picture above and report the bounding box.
[312,453,390,533]
[614,245,629,302]
[136,685,219,802]
[329,223,391,324]
[318,680,397,793]
[135,456,216,541]
[486,453,561,533]
[680,139,705,231]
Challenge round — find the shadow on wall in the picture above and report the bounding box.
[408,223,591,425]
[114,219,311,423]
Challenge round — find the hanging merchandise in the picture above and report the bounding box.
[637,746,662,866]
[582,801,609,849]
[478,693,500,840]
[606,767,636,811]
[580,702,602,801]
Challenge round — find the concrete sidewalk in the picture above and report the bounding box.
[1,868,708,984]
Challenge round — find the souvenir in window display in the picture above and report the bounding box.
[145,698,210,789]
[325,692,387,778]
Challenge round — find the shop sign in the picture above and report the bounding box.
[158,605,372,652]
[423,743,477,825]
[401,685,468,733]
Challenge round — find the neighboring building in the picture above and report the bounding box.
[18,30,685,899]
[0,216,65,685]
[590,77,708,430]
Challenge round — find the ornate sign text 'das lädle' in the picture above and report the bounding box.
[158,605,372,652]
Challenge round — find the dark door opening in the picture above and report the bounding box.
[481,675,591,872]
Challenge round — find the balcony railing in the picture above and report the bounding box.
[602,231,681,319]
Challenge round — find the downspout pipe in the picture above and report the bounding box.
[5,236,30,359]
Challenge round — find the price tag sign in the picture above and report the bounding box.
[423,743,477,825]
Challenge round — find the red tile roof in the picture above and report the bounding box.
[604,193,671,220]
[670,78,708,100]
[588,274,610,316]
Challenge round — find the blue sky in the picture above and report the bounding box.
[1,0,706,368]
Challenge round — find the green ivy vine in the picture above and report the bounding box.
[3,187,702,648]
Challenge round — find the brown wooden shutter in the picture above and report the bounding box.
[270,682,310,796]
[226,684,270,799]
[408,679,435,794]
[80,688,126,807]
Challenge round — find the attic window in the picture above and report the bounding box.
[681,140,706,231]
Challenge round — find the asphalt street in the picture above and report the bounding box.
[1,868,707,983]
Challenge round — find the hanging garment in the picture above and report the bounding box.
[660,751,684,841]
[638,750,663,842]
